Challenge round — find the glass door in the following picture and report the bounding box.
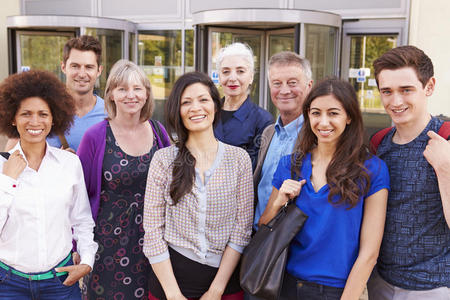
[208,27,265,106]
[304,24,338,82]
[85,28,124,94]
[346,34,398,137]
[16,31,75,81]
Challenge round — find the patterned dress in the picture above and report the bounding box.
[85,124,158,300]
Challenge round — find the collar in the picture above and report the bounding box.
[10,141,59,164]
[274,114,304,136]
[229,95,252,122]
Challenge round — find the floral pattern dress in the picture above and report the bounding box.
[84,124,159,300]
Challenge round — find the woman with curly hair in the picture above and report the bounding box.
[0,70,97,299]
[259,78,389,300]
[143,71,253,300]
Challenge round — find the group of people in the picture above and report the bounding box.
[0,34,447,300]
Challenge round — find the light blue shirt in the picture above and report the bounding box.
[254,114,304,228]
[47,95,106,151]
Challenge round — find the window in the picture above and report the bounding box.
[17,32,73,81]
[138,30,184,123]
[305,24,338,82]
[349,35,397,112]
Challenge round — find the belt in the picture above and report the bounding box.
[0,254,70,280]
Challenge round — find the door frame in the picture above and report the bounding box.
[8,29,77,74]
[340,18,406,81]
[207,26,266,107]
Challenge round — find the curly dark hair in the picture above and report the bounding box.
[165,71,222,205]
[291,77,370,209]
[0,70,75,138]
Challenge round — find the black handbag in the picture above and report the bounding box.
[240,199,308,300]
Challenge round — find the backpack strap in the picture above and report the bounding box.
[0,152,10,160]
[58,134,70,149]
[437,121,450,140]
[369,121,450,155]
[369,127,393,154]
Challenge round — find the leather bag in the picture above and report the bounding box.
[240,200,308,300]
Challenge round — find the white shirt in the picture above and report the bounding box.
[0,142,98,273]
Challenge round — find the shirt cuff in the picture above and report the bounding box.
[148,250,170,264]
[0,174,18,208]
[80,252,96,270]
[0,173,18,192]
[227,242,245,254]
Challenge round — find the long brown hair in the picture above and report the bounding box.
[165,72,221,205]
[291,78,370,209]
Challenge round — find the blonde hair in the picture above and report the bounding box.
[104,59,154,121]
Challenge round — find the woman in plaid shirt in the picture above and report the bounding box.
[143,72,254,300]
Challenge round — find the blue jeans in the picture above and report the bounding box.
[0,256,81,300]
[280,272,344,300]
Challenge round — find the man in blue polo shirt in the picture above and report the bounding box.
[47,35,106,152]
[367,46,450,299]
[253,51,313,229]
[4,35,106,152]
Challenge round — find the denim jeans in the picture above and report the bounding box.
[279,272,344,300]
[0,256,81,300]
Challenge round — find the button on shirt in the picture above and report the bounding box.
[214,96,274,170]
[0,143,98,273]
[254,115,304,228]
[143,142,254,268]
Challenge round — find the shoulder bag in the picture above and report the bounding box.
[240,198,308,300]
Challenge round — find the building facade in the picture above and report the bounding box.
[1,0,450,149]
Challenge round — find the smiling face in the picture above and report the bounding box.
[378,67,433,127]
[14,97,53,147]
[61,49,103,96]
[269,63,312,124]
[180,83,216,134]
[111,78,147,118]
[219,55,253,99]
[308,94,350,146]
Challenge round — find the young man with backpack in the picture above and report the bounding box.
[367,45,450,299]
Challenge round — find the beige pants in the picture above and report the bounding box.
[367,268,450,300]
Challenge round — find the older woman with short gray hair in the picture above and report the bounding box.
[214,42,273,170]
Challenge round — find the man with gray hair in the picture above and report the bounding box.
[253,51,313,228]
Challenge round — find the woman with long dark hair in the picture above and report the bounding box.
[259,78,389,300]
[143,71,253,300]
